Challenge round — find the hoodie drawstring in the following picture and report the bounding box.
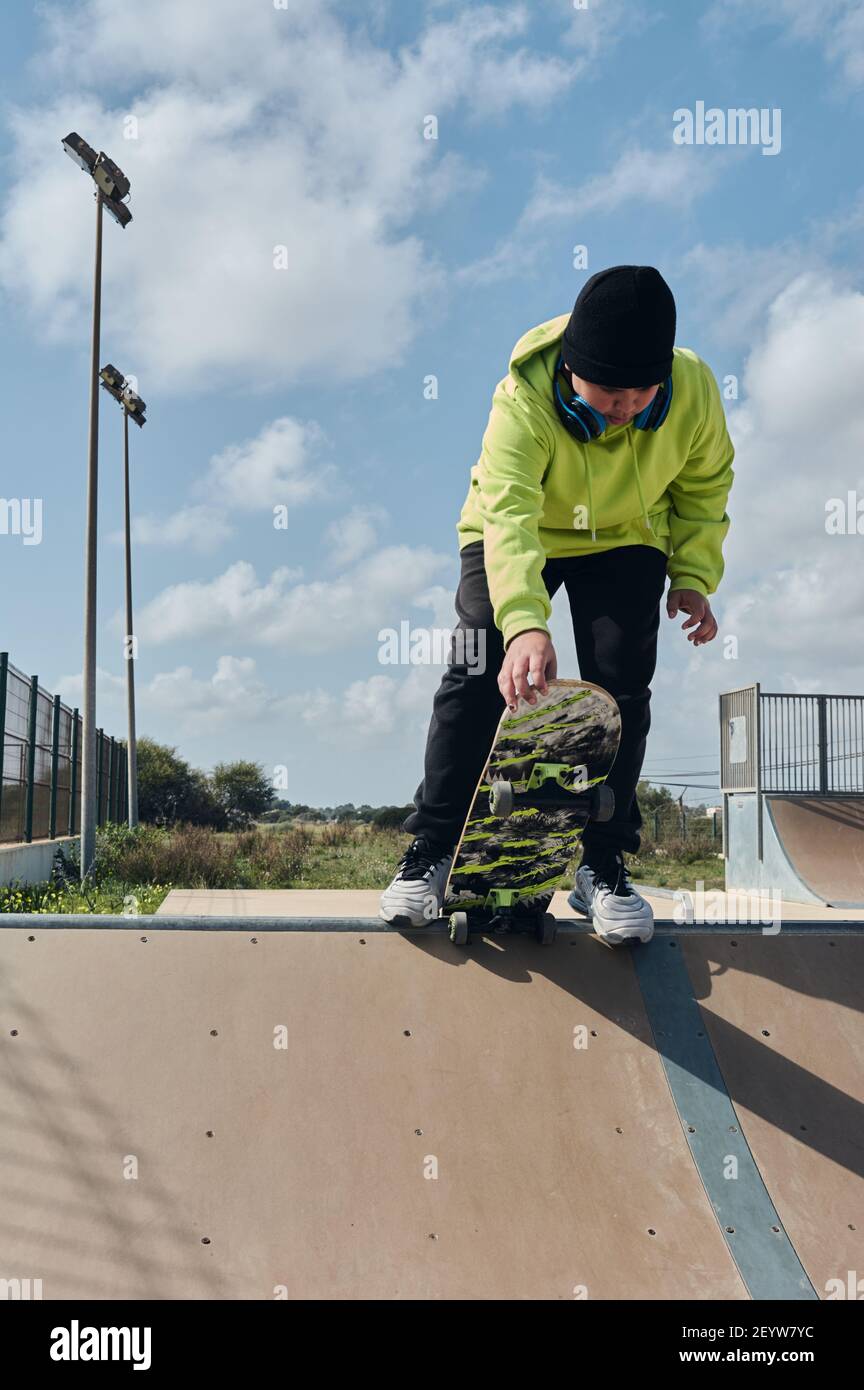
[629,430,653,535]
[584,427,653,540]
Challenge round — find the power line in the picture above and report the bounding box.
[643,769,720,777]
[641,779,720,792]
[639,752,718,761]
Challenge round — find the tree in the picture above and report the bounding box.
[211,760,275,828]
[371,804,414,829]
[137,738,226,827]
[637,780,676,813]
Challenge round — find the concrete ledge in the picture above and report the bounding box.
[0,836,77,887]
[156,885,864,922]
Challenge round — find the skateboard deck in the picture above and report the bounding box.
[441,679,621,942]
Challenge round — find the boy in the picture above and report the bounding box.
[379,265,734,943]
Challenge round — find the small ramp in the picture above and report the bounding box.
[769,798,864,908]
[726,794,864,909]
[0,916,861,1300]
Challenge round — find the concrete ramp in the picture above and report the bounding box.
[768,798,864,907]
[726,794,864,909]
[0,918,861,1300]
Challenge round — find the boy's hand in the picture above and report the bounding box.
[499,629,557,709]
[667,588,717,645]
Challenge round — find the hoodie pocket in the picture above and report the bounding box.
[647,505,671,538]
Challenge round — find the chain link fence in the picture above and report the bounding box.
[0,652,128,845]
[641,802,723,855]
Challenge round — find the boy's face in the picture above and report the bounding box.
[569,370,661,427]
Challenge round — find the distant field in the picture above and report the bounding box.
[0,819,725,914]
[257,821,725,891]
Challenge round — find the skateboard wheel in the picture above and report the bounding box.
[449,912,469,945]
[590,783,615,822]
[538,912,557,945]
[490,779,514,817]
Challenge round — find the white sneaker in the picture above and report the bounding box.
[568,851,654,944]
[379,836,454,928]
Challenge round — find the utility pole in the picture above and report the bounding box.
[100,365,147,828]
[61,133,133,878]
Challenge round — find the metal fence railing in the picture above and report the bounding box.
[761,692,864,794]
[720,684,864,796]
[0,651,128,845]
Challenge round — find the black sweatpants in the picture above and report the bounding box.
[402,540,669,857]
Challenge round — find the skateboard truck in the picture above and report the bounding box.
[446,888,557,947]
[489,766,615,821]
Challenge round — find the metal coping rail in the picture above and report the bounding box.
[1,914,863,933]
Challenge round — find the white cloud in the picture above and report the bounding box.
[274,662,448,743]
[459,147,720,286]
[115,415,337,551]
[133,546,454,649]
[133,561,302,645]
[324,505,390,566]
[39,0,306,86]
[334,585,462,738]
[201,417,334,511]
[54,664,125,707]
[721,562,864,675]
[341,663,444,737]
[0,1,583,391]
[572,146,721,218]
[412,584,458,631]
[344,674,409,735]
[563,0,660,60]
[703,0,864,88]
[126,504,234,553]
[396,6,573,124]
[143,655,285,733]
[677,242,811,352]
[126,650,449,750]
[673,197,864,365]
[723,271,864,581]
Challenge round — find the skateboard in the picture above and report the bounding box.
[439,679,621,945]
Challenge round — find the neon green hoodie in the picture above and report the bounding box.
[456,313,735,648]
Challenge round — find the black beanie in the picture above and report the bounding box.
[561,265,676,388]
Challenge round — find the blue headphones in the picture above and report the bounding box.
[553,352,673,442]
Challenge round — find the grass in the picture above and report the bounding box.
[0,819,725,914]
[627,840,725,893]
[0,879,170,916]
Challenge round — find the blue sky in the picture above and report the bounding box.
[1,0,863,809]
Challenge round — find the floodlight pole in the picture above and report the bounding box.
[80,190,103,880]
[122,405,139,827]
